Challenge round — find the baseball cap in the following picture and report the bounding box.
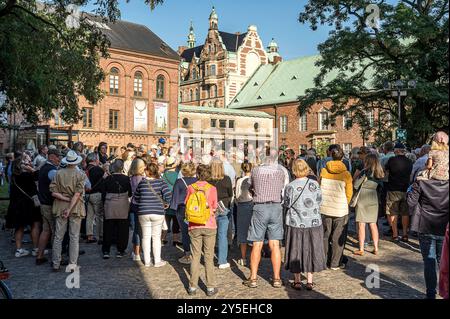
[394,142,406,149]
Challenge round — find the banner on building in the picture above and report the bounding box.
[134,100,148,132]
[154,102,168,133]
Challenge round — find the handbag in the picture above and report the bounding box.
[350,175,368,208]
[13,177,41,207]
[216,200,230,217]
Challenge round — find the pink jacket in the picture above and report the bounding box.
[439,223,449,299]
[185,181,218,231]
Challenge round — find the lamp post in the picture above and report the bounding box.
[382,79,416,141]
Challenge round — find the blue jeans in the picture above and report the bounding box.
[176,206,190,253]
[216,213,230,265]
[129,204,141,246]
[419,233,444,299]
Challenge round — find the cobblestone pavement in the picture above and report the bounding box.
[0,216,428,299]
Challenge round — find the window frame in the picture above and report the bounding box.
[109,67,119,95]
[156,75,165,100]
[82,107,93,128]
[318,112,329,131]
[219,119,227,129]
[228,120,235,129]
[133,72,143,97]
[109,109,119,130]
[211,119,217,128]
[299,113,307,131]
[280,116,288,133]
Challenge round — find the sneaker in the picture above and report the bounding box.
[218,263,230,269]
[31,248,49,257]
[154,260,167,268]
[206,288,218,297]
[144,263,153,268]
[103,253,110,259]
[178,254,192,264]
[52,264,61,272]
[237,258,247,267]
[131,252,142,261]
[187,287,197,296]
[15,248,30,258]
[116,252,125,258]
[65,264,77,273]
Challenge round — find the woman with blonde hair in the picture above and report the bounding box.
[284,159,326,291]
[208,158,233,269]
[353,153,384,256]
[128,157,146,261]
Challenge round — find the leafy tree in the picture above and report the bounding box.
[315,139,331,158]
[297,0,449,147]
[0,0,164,126]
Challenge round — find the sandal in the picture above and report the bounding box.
[353,250,364,256]
[306,282,315,291]
[290,281,302,290]
[401,235,409,243]
[372,249,379,255]
[272,279,283,288]
[242,278,258,288]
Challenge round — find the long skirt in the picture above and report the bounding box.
[284,225,326,273]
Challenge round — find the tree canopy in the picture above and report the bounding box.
[297,0,449,146]
[0,0,164,126]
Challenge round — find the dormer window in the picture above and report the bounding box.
[291,75,298,80]
[257,95,262,100]
[280,92,286,97]
[253,82,259,86]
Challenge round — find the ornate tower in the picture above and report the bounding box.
[267,38,279,53]
[209,6,218,30]
[187,21,196,48]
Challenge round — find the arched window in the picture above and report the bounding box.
[210,64,216,76]
[213,85,218,97]
[189,89,193,101]
[179,91,183,103]
[192,68,197,80]
[133,71,143,96]
[195,88,199,100]
[214,100,219,108]
[156,75,165,99]
[109,67,119,94]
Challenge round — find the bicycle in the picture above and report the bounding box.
[0,260,12,299]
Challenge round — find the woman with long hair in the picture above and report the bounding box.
[128,157,147,261]
[208,158,233,269]
[353,153,385,256]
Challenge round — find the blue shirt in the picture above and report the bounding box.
[134,178,172,215]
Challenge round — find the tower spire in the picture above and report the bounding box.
[209,6,218,30]
[187,20,196,48]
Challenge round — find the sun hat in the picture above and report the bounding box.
[165,156,176,168]
[61,150,82,166]
[151,144,158,150]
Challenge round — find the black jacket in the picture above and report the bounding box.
[408,178,449,236]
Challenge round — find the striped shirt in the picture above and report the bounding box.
[134,177,172,215]
[250,164,286,203]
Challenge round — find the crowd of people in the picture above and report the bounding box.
[0,133,448,299]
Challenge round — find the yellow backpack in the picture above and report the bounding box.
[185,183,212,225]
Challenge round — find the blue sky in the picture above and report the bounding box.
[84,0,334,60]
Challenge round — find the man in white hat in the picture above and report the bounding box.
[49,150,86,272]
[149,144,159,158]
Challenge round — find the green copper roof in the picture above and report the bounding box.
[229,54,375,109]
[179,105,274,119]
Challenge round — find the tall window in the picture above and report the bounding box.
[299,113,307,131]
[280,116,288,133]
[179,91,183,102]
[192,68,197,80]
[219,119,227,128]
[189,90,193,101]
[195,88,199,100]
[54,111,65,126]
[343,143,352,156]
[319,112,329,131]
[229,120,235,129]
[109,110,119,130]
[109,67,119,94]
[366,110,374,127]
[133,72,143,96]
[211,119,217,127]
[211,85,218,98]
[156,75,165,99]
[214,100,219,107]
[210,64,216,76]
[82,108,93,128]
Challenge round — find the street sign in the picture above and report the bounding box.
[392,91,407,97]
[396,129,407,142]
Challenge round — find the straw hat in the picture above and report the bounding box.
[61,150,82,166]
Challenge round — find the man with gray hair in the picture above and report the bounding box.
[411,144,431,182]
[85,152,105,244]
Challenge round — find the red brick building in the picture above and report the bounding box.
[3,16,180,155]
[178,7,269,108]
[229,55,380,155]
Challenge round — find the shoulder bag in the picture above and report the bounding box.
[13,176,40,207]
[350,175,368,208]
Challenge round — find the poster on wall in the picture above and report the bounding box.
[154,101,168,133]
[134,100,148,132]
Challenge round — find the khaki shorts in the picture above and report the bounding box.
[40,205,55,234]
[386,191,409,216]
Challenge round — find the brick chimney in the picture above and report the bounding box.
[270,55,282,65]
[177,46,187,56]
